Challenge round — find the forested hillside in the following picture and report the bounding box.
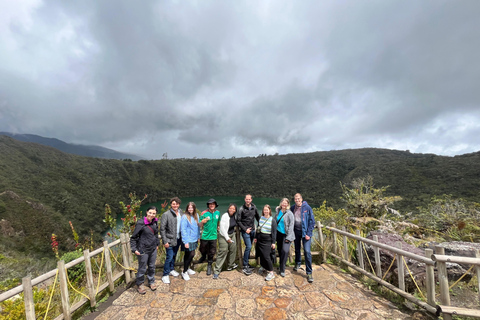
[1,135,480,254]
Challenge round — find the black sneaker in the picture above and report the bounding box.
[293,263,301,271]
[227,263,238,271]
[242,267,253,276]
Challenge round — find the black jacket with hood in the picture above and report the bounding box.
[237,203,260,232]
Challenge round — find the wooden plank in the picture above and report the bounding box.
[373,235,382,278]
[104,241,114,292]
[342,226,348,261]
[317,221,326,262]
[58,260,71,320]
[120,233,131,284]
[439,305,480,317]
[476,250,480,305]
[425,248,435,307]
[83,249,96,308]
[432,254,480,266]
[332,223,337,255]
[356,230,364,270]
[396,242,405,292]
[436,246,452,320]
[22,276,35,320]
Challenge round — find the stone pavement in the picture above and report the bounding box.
[93,264,429,320]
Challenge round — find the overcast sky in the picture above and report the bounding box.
[1,0,480,159]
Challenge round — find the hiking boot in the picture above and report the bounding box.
[227,263,238,271]
[207,262,213,276]
[242,266,253,276]
[169,269,179,277]
[307,273,314,283]
[198,255,206,263]
[148,283,157,291]
[161,275,170,284]
[181,272,190,281]
[187,268,196,275]
[213,273,219,280]
[293,263,301,271]
[265,272,275,281]
[136,284,147,294]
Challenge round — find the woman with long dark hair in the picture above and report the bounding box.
[213,203,238,279]
[180,202,200,280]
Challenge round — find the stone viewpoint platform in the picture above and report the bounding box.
[91,264,430,320]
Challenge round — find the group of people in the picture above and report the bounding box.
[129,194,316,294]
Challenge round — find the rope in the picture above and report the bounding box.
[108,247,137,272]
[449,264,475,290]
[65,267,90,301]
[361,242,376,274]
[382,255,396,281]
[96,249,105,295]
[402,256,426,300]
[43,269,58,320]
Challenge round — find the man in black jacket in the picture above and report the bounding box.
[237,194,260,275]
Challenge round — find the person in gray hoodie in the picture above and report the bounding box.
[160,197,183,284]
[275,198,295,277]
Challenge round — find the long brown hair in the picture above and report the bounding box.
[185,202,198,223]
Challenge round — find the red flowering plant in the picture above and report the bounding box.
[51,234,60,260]
[104,192,149,238]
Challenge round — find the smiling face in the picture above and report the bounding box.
[245,194,252,207]
[228,205,236,216]
[294,194,303,207]
[208,202,216,212]
[263,205,271,217]
[146,208,157,222]
[280,198,289,210]
[187,205,194,214]
[171,201,180,212]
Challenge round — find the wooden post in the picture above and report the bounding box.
[332,223,337,255]
[58,260,71,320]
[317,221,326,263]
[425,248,435,307]
[342,226,348,261]
[235,227,243,268]
[476,250,480,303]
[120,233,131,283]
[356,230,364,270]
[126,237,135,279]
[436,246,452,320]
[83,249,96,308]
[373,235,382,278]
[22,276,35,320]
[104,241,114,292]
[396,242,405,292]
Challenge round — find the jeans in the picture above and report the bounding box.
[163,240,181,276]
[294,228,312,274]
[136,249,157,285]
[241,230,256,266]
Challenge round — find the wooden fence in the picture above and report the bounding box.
[317,221,480,319]
[0,234,135,320]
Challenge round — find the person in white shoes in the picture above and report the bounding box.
[254,205,277,282]
[180,202,201,280]
[160,197,183,284]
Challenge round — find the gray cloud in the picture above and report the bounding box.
[1,0,480,159]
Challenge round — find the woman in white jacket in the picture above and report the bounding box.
[213,203,238,279]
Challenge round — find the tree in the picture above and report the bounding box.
[341,176,402,218]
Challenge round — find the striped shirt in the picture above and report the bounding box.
[259,216,273,234]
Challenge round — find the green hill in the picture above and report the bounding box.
[1,134,480,281]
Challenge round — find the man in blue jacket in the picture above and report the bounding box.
[291,193,316,283]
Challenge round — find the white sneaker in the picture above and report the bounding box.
[169,269,180,277]
[161,275,170,284]
[182,272,190,281]
[187,268,196,275]
[265,272,275,281]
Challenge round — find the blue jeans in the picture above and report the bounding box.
[294,228,312,274]
[163,240,180,276]
[136,249,157,286]
[241,230,256,267]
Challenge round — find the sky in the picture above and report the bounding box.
[1,0,480,160]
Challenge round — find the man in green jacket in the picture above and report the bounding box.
[198,198,220,275]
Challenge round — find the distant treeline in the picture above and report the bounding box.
[1,135,480,256]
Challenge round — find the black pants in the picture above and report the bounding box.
[183,250,195,273]
[199,239,217,261]
[256,233,274,272]
[276,232,291,273]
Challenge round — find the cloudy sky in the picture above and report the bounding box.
[1,0,480,159]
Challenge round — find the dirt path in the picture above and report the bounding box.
[89,264,430,319]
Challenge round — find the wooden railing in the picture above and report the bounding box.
[0,233,135,320]
[317,221,480,319]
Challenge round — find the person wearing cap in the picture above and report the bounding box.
[199,198,221,275]
[237,194,260,275]
[291,193,316,283]
[130,206,160,294]
[160,197,183,284]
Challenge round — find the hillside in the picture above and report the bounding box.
[0,132,143,161]
[1,135,480,271]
